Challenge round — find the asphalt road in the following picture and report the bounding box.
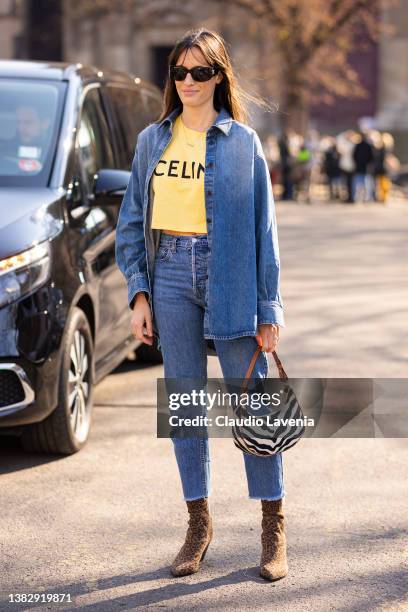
[1,200,407,611]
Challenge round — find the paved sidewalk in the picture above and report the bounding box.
[275,199,408,378]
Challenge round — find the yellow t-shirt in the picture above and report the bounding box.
[151,114,208,233]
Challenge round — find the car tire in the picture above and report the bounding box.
[21,307,95,455]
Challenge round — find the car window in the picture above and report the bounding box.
[0,78,66,187]
[105,85,147,170]
[141,90,163,124]
[76,86,115,194]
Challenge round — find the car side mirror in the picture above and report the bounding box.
[91,168,131,206]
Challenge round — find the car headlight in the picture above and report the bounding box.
[0,241,51,309]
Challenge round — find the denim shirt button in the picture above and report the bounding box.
[207,162,213,169]
[206,217,211,224]
[207,190,212,196]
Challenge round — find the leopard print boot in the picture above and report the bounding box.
[170,497,213,577]
[260,498,289,581]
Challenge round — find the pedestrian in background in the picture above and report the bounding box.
[278,130,294,200]
[372,130,400,204]
[372,131,389,203]
[322,136,342,201]
[115,27,288,582]
[293,138,312,203]
[338,130,357,203]
[352,131,375,202]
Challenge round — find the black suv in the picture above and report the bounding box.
[0,60,163,455]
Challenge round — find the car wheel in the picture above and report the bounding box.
[21,307,94,455]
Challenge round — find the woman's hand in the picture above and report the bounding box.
[255,323,280,353]
[131,292,154,345]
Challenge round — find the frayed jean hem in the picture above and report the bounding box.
[183,493,210,502]
[249,493,285,501]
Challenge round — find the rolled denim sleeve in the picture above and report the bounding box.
[253,133,285,327]
[115,137,150,310]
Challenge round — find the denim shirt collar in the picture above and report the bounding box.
[158,105,233,135]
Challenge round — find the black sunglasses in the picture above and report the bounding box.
[169,65,220,82]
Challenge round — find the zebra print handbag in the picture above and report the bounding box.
[232,345,305,456]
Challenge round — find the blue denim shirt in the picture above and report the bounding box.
[115,105,285,350]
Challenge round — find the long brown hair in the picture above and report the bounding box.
[155,27,275,126]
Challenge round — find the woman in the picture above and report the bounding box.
[115,27,287,581]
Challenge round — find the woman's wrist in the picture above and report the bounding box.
[132,291,149,309]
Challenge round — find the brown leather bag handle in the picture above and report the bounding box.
[241,346,288,394]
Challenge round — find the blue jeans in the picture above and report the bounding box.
[352,172,375,202]
[152,232,285,502]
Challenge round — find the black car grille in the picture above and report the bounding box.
[0,371,25,408]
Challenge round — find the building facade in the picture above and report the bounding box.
[0,0,407,160]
